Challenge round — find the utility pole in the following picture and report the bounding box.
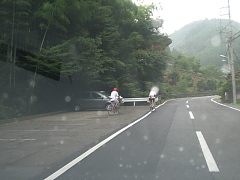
[227,0,237,104]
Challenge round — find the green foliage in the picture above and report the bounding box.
[167,69,179,86]
[200,64,224,79]
[175,79,191,94]
[0,104,22,119]
[173,54,200,73]
[196,79,206,91]
[0,0,172,119]
[165,53,223,94]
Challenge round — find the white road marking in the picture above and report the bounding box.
[196,131,219,172]
[211,98,240,112]
[186,105,189,109]
[186,100,189,104]
[0,139,36,141]
[189,111,195,119]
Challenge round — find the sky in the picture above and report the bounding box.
[133,0,240,34]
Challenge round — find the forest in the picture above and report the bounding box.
[0,0,173,119]
[0,0,236,120]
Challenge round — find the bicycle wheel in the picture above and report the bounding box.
[117,105,124,114]
[108,104,115,115]
[150,105,153,111]
[150,101,154,111]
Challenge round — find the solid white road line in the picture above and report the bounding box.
[211,98,240,112]
[196,131,219,172]
[189,111,195,119]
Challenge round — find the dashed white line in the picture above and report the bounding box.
[189,111,195,119]
[196,131,219,172]
[186,105,189,109]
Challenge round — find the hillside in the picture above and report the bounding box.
[169,19,240,69]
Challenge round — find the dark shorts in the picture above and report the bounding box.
[149,97,155,102]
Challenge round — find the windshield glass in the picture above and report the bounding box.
[1,0,240,180]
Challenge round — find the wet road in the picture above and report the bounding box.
[44,96,240,180]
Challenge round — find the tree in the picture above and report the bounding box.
[167,69,180,86]
[35,0,70,52]
[200,64,224,79]
[196,79,206,91]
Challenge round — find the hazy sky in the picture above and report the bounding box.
[133,0,240,34]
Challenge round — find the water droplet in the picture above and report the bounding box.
[30,80,36,88]
[2,93,8,99]
[143,135,148,140]
[160,154,165,159]
[218,150,223,155]
[30,95,37,103]
[215,139,221,144]
[65,96,71,102]
[97,111,103,116]
[211,35,221,47]
[190,159,195,165]
[179,147,184,152]
[95,119,100,124]
[126,131,131,136]
[201,114,207,121]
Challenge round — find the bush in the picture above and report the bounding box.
[0,105,22,120]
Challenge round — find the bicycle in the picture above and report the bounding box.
[149,97,155,111]
[108,97,124,115]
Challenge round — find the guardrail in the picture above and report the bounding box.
[161,91,217,98]
[123,92,217,106]
[123,97,159,106]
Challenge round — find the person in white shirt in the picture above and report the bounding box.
[110,88,119,106]
[149,90,156,107]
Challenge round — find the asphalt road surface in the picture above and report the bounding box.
[1,96,240,180]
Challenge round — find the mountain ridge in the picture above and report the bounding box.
[169,19,240,69]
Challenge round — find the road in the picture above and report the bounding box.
[1,96,240,180]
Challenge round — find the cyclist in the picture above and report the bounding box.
[149,90,156,108]
[110,88,120,107]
